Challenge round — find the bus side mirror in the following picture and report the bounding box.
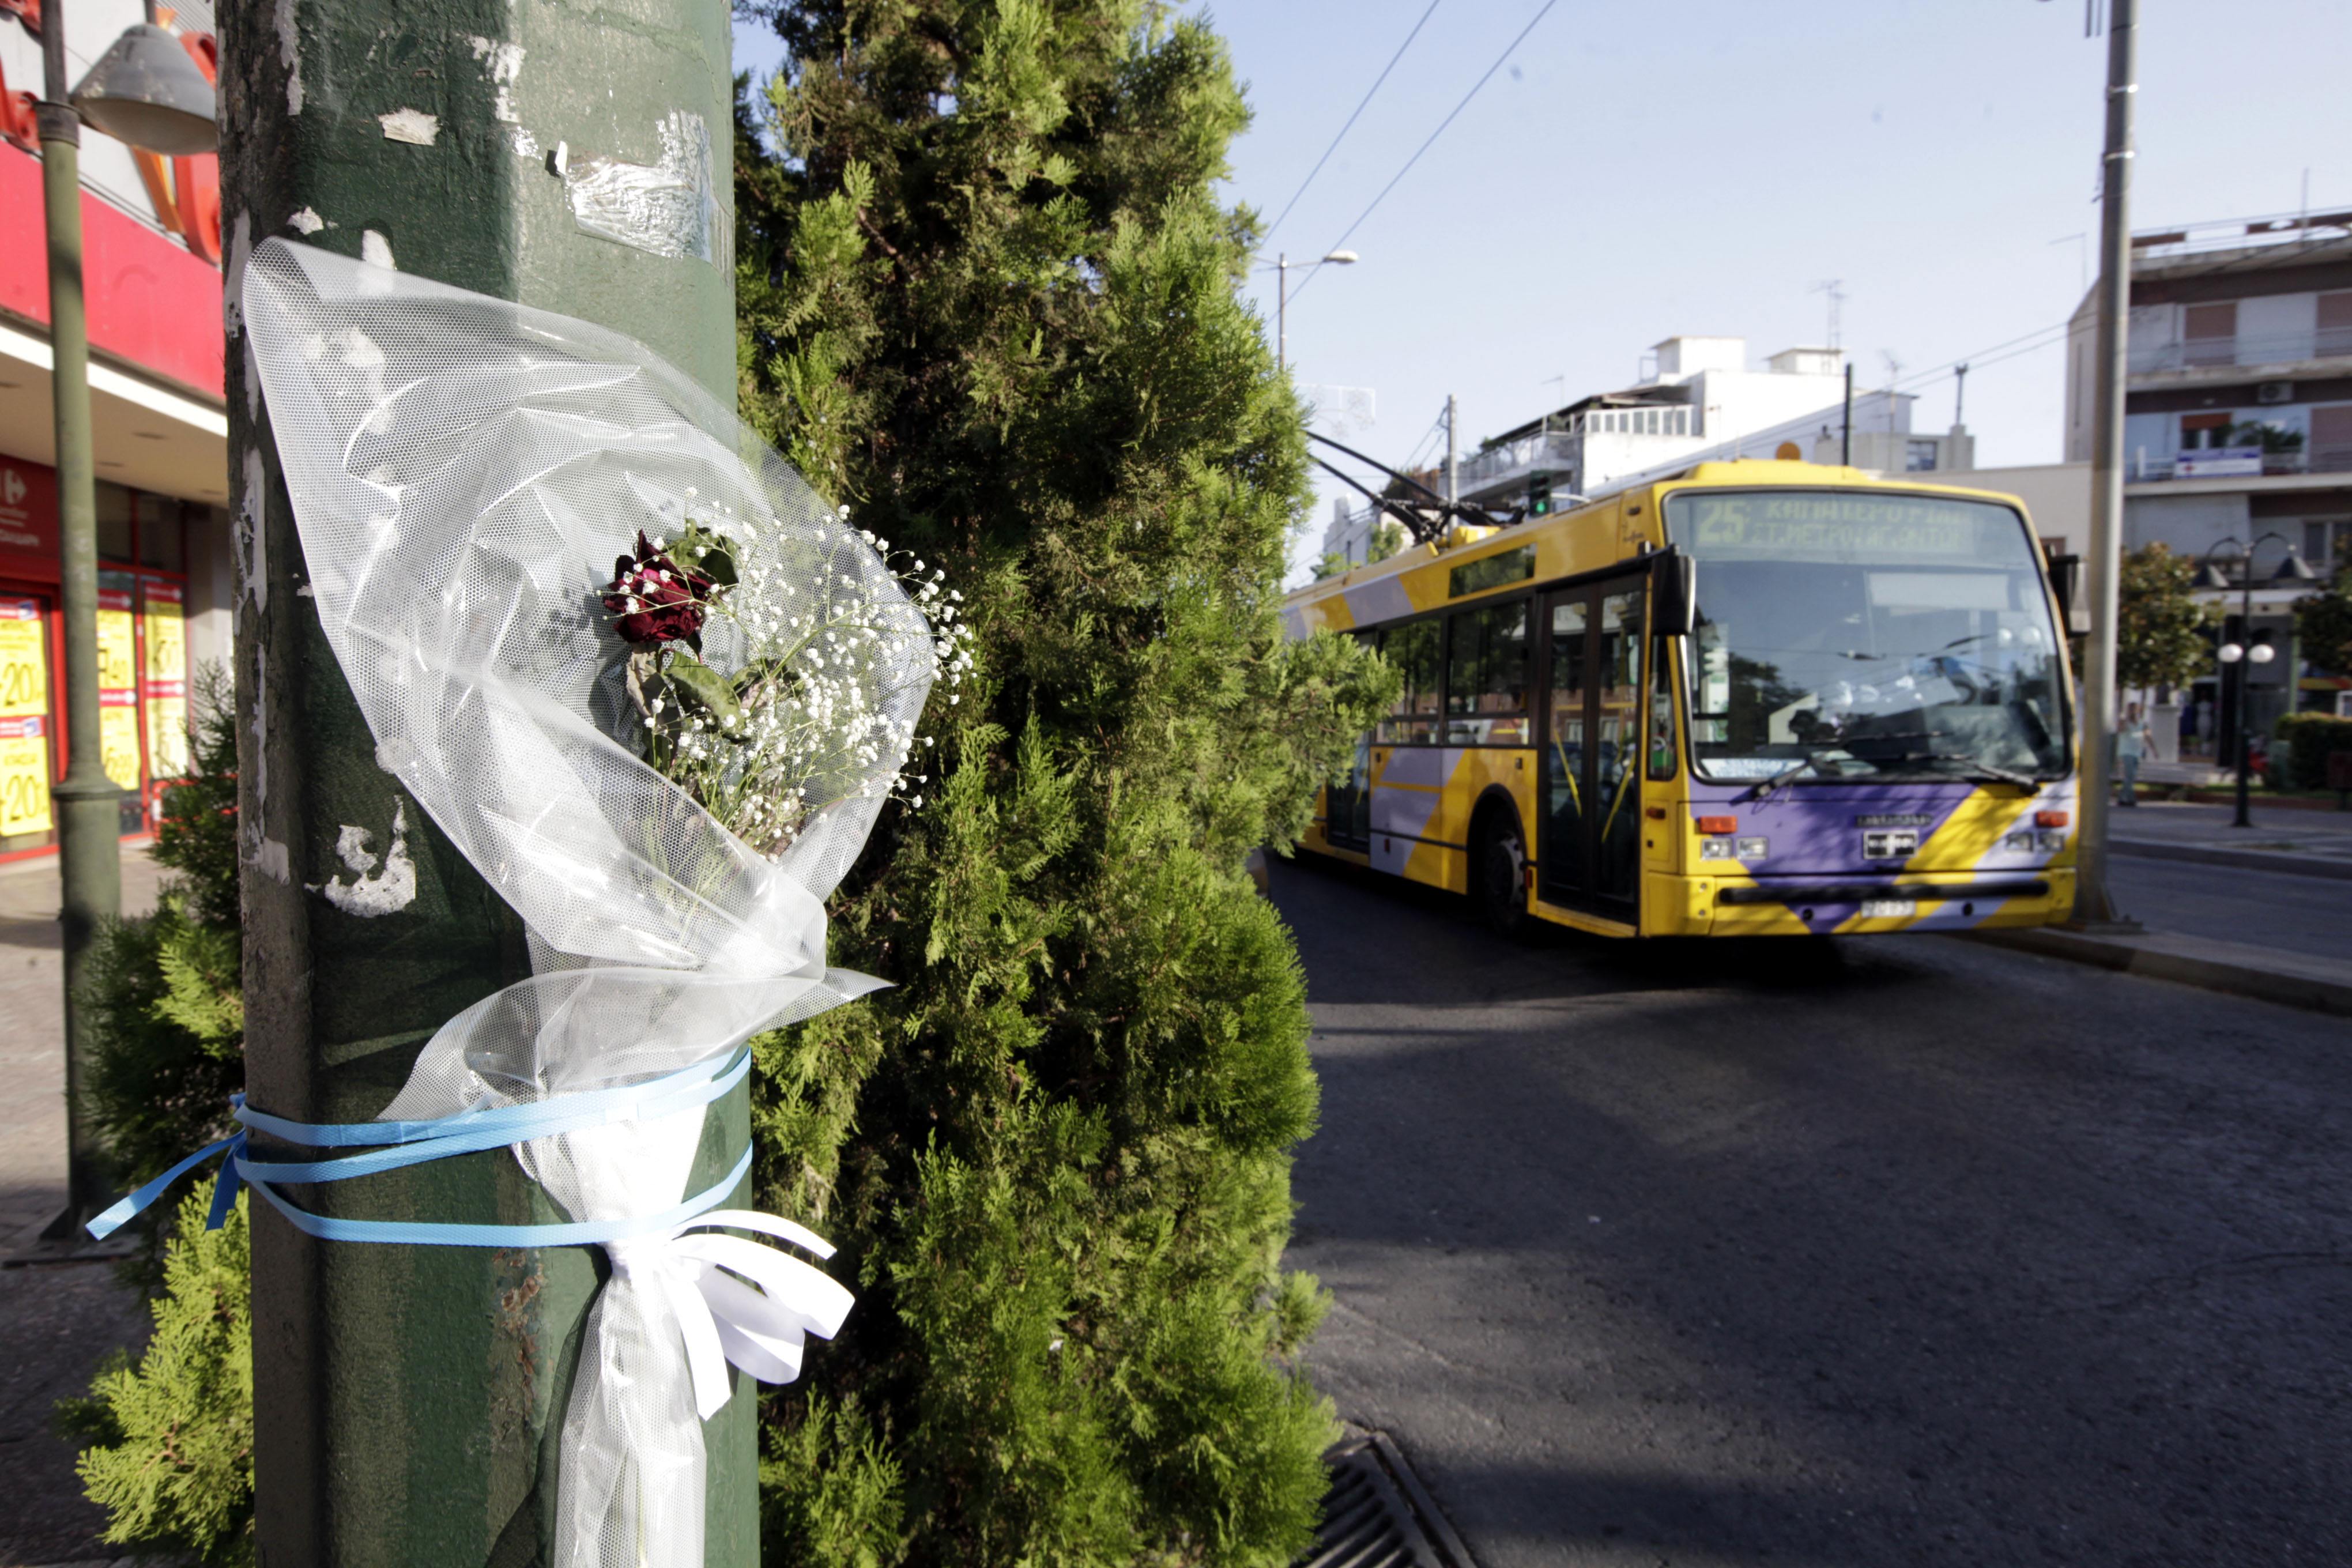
[1653,550,1697,638]
[2048,553,2089,634]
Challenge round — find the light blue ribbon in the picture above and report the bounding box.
[86,1049,753,1246]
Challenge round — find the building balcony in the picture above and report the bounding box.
[2126,449,2352,485]
[2128,330,2352,381]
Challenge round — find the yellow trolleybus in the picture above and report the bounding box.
[1284,460,2080,938]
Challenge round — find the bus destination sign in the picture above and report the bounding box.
[1676,492,1997,561]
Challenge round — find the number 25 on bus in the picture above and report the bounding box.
[1285,460,2080,938]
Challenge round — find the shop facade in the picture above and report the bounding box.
[3,0,233,860]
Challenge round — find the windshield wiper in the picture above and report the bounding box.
[1918,753,2039,789]
[1748,758,1817,801]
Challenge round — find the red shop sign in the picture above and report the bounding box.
[0,455,55,559]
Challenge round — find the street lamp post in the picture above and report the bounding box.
[2198,533,2316,830]
[33,5,216,1245]
[1273,250,1358,372]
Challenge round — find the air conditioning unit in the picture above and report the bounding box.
[2257,381,2294,405]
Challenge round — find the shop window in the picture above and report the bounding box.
[1905,440,1939,472]
[137,492,186,572]
[96,481,134,563]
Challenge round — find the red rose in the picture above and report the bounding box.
[601,531,715,644]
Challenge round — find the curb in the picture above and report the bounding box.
[1961,926,2352,1018]
[2109,836,2352,882]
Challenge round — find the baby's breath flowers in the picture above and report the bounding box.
[600,500,971,860]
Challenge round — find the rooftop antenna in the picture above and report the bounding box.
[1954,361,1970,429]
[1810,279,1846,350]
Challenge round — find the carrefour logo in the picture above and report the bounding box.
[1,469,24,508]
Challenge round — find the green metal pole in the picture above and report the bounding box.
[218,2,746,1561]
[36,4,126,1245]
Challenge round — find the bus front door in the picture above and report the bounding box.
[1540,579,1645,914]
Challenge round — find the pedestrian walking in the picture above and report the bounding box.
[2116,702,2150,806]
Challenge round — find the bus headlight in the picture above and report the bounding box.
[2037,830,2069,853]
[1701,836,1735,860]
[2003,830,2036,853]
[1736,836,1769,860]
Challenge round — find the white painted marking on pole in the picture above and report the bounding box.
[274,0,303,115]
[466,37,526,123]
[223,209,252,338]
[287,206,326,234]
[239,447,268,618]
[244,643,289,885]
[378,108,440,146]
[360,231,398,272]
[310,801,418,916]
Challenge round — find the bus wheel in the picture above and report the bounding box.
[1473,808,1529,938]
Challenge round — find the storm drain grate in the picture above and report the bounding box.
[1299,1428,1476,1568]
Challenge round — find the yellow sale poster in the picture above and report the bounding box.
[0,715,49,835]
[0,595,44,718]
[0,595,50,835]
[144,580,188,779]
[97,582,142,790]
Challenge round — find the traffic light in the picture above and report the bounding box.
[1528,470,1553,517]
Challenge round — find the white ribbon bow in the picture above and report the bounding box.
[612,1211,857,1421]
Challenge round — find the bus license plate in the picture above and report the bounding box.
[1860,898,1916,919]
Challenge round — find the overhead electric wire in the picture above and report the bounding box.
[1260,0,1445,246]
[1287,0,1559,308]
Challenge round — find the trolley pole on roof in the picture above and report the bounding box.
[2074,0,2139,930]
[220,0,753,1558]
[1445,394,1459,508]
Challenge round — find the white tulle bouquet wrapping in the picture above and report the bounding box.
[241,237,959,1568]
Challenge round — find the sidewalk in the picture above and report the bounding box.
[1963,801,2352,1018]
[0,844,163,1258]
[2106,798,2352,881]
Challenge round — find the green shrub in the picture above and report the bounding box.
[55,1186,256,1567]
[58,665,254,1559]
[2275,711,2352,791]
[81,662,244,1206]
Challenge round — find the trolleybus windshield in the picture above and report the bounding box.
[1664,489,2070,786]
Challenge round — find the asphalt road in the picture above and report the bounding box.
[1276,855,2352,1568]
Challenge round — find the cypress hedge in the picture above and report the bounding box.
[733,2,1393,1562]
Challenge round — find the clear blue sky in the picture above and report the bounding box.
[733,2,2350,578]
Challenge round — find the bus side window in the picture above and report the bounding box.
[1445,601,1531,746]
[1648,635,1679,780]
[1378,620,1442,744]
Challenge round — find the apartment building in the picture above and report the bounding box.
[2059,210,2352,728]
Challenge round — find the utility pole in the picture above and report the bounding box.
[1445,394,1459,509]
[1840,363,1854,466]
[220,3,752,1561]
[2074,0,2137,929]
[34,0,126,1245]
